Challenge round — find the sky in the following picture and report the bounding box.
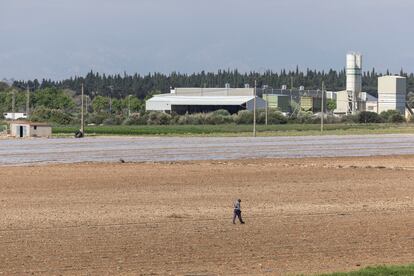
[1,0,414,81]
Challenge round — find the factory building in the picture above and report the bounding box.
[377,76,407,114]
[146,53,409,117]
[146,87,266,114]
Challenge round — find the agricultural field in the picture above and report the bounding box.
[1,155,414,275]
[53,123,414,136]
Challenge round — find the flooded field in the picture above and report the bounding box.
[1,134,414,165]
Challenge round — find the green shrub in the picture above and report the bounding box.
[30,106,74,125]
[87,112,110,125]
[380,110,405,123]
[341,114,358,123]
[123,113,147,125]
[32,88,75,111]
[205,113,233,125]
[290,111,317,124]
[213,109,231,116]
[358,111,383,123]
[176,113,203,125]
[234,110,253,124]
[147,111,171,125]
[257,109,288,124]
[102,115,124,125]
[51,110,74,125]
[102,117,117,125]
[324,115,342,124]
[389,113,405,123]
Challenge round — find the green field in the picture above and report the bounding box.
[317,264,414,276]
[52,123,414,137]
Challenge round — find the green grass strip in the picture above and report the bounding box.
[52,124,414,137]
[316,264,414,276]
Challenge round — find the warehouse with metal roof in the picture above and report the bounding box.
[146,87,266,114]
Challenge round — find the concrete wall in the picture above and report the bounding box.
[334,90,349,114]
[30,125,52,138]
[365,101,378,113]
[146,98,172,112]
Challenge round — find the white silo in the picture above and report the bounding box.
[346,53,362,114]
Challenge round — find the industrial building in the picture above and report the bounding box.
[146,87,266,114]
[9,121,52,138]
[300,96,323,112]
[262,94,289,112]
[146,52,410,118]
[332,53,370,115]
[333,90,379,115]
[346,53,363,114]
[360,92,379,113]
[334,53,409,117]
[377,76,407,114]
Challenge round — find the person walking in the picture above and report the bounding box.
[233,199,245,224]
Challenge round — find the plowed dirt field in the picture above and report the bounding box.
[1,156,414,275]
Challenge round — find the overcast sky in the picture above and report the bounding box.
[1,0,413,80]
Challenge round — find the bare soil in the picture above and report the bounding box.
[1,156,414,275]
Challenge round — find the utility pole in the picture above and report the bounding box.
[109,86,113,113]
[265,91,268,126]
[128,95,131,117]
[81,83,84,135]
[26,85,30,117]
[321,81,325,133]
[253,80,257,137]
[11,90,15,120]
[85,96,88,115]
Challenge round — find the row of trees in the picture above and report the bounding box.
[0,85,144,124]
[1,68,414,126]
[11,68,414,100]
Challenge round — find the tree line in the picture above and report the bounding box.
[10,68,414,100]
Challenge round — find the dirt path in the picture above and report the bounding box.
[1,156,414,275]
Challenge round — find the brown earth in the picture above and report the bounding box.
[1,156,414,276]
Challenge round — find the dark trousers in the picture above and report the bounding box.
[233,209,244,223]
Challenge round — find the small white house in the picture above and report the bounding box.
[9,121,52,138]
[3,112,27,120]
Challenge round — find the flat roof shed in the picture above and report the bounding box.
[9,121,52,138]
